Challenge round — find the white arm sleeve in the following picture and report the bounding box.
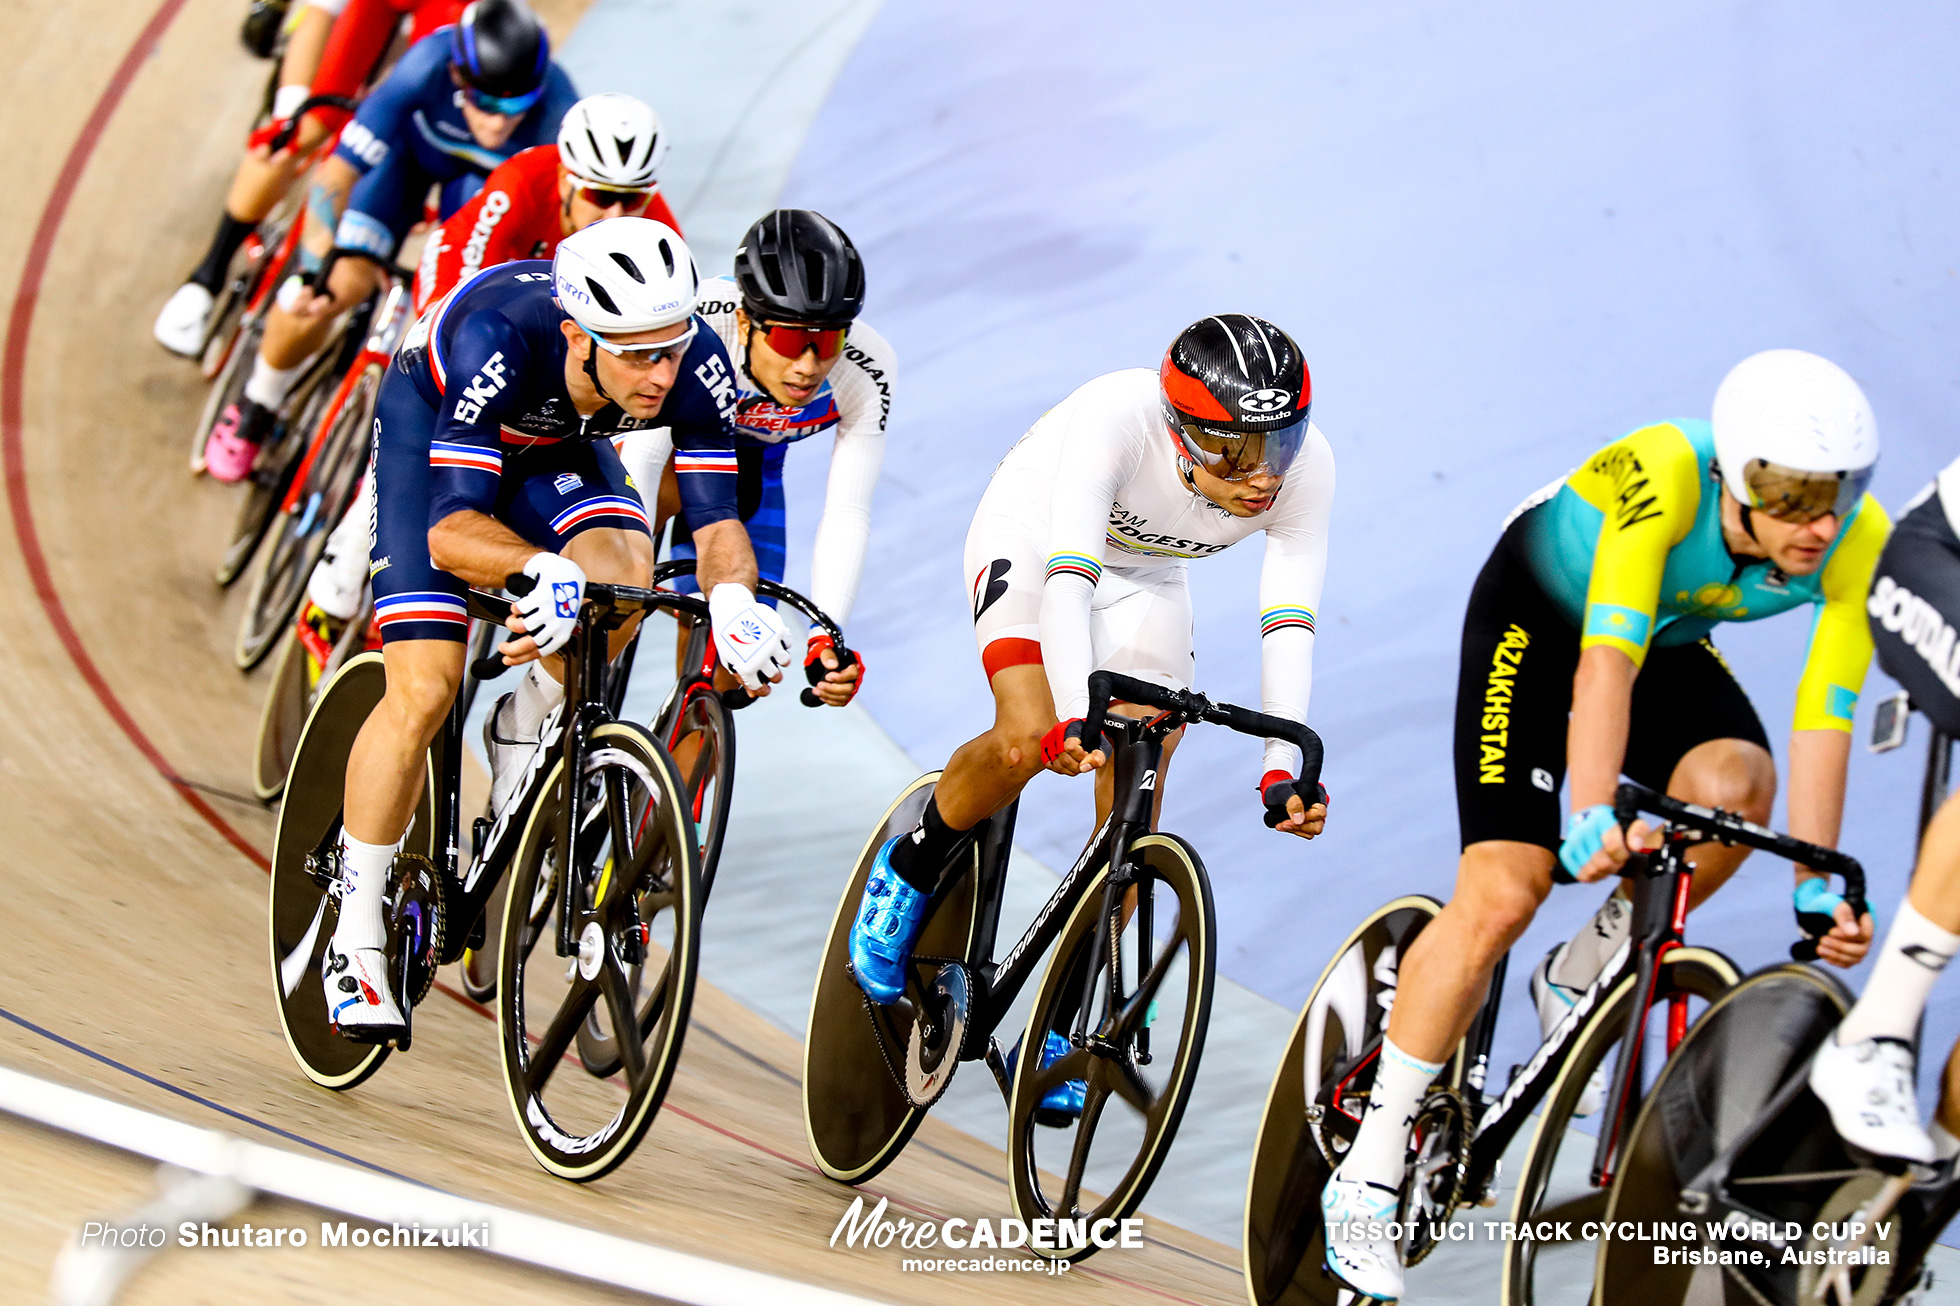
[1037,386,1146,719]
[613,426,674,519]
[1254,428,1336,777]
[808,323,896,625]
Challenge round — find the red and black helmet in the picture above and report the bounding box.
[1160,314,1312,480]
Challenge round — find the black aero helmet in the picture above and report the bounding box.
[1159,314,1312,480]
[733,209,865,326]
[450,0,550,110]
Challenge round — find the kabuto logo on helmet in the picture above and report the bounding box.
[1238,388,1292,414]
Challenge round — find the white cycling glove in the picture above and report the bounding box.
[708,583,793,692]
[515,552,587,657]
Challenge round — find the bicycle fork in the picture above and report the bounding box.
[1590,843,1693,1186]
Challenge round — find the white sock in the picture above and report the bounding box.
[332,831,396,951]
[1838,898,1960,1044]
[1552,892,1632,992]
[244,355,302,410]
[1339,1036,1446,1189]
[509,662,565,739]
[1931,1119,1960,1161]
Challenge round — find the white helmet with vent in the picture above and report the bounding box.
[552,217,698,336]
[557,93,667,189]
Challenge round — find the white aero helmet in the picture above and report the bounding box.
[552,217,699,339]
[1710,348,1878,523]
[557,93,667,189]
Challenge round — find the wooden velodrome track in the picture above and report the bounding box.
[0,0,1239,1301]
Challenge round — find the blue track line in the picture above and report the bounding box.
[0,1004,425,1186]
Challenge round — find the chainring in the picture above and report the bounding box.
[1400,1085,1472,1266]
[904,962,971,1108]
[389,854,449,1007]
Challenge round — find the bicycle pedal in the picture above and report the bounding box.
[984,1039,1012,1102]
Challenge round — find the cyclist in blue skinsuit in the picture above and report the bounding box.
[206,0,578,482]
[320,219,795,1042]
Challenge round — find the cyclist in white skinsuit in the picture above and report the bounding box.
[966,364,1330,785]
[846,317,1334,1106]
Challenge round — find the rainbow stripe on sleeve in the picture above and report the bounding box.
[1260,605,1316,637]
[1045,552,1103,585]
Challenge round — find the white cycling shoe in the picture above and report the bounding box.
[321,940,406,1042]
[153,282,214,357]
[1531,943,1607,1116]
[1808,1032,1935,1163]
[1320,1169,1405,1301]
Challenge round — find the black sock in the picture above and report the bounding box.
[189,213,257,293]
[886,796,968,893]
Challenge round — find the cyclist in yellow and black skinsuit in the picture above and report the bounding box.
[1320,349,1887,1304]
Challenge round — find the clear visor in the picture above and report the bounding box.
[1740,458,1873,524]
[1169,411,1307,480]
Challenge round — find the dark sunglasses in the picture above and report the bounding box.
[573,184,653,212]
[754,321,850,361]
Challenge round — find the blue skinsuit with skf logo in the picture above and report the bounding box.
[331,30,577,262]
[367,262,740,643]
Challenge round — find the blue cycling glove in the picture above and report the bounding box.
[1556,804,1618,883]
[1794,875,1860,944]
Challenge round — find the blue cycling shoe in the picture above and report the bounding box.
[1006,1029,1087,1124]
[849,838,929,1005]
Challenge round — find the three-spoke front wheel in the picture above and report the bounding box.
[496,721,701,1182]
[1006,832,1216,1263]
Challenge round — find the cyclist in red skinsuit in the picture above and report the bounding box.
[306,0,466,134]
[153,0,467,356]
[411,129,680,313]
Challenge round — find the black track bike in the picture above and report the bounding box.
[1243,782,1864,1305]
[1599,705,1940,1306]
[269,576,704,1182]
[805,669,1325,1263]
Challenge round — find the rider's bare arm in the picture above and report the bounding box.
[690,517,759,595]
[428,508,539,589]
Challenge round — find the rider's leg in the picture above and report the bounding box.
[1812,786,1960,1161]
[337,638,465,946]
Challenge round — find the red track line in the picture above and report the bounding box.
[0,15,1215,1305]
[0,0,265,870]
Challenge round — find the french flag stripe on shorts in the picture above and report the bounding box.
[430,441,502,474]
[551,495,650,534]
[675,451,738,475]
[374,591,469,627]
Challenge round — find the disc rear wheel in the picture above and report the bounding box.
[803,774,983,1184]
[1243,895,1449,1306]
[268,652,434,1089]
